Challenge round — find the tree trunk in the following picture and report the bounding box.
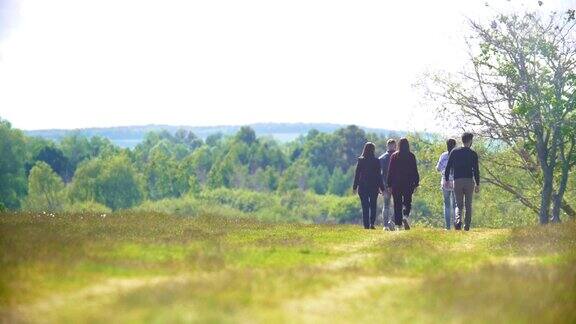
[551,193,562,223]
[552,140,573,222]
[539,168,553,224]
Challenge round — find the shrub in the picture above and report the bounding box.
[64,201,111,214]
[328,196,360,224]
[132,195,201,216]
[200,188,277,213]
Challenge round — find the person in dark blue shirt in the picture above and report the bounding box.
[444,132,480,231]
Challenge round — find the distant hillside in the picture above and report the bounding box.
[24,123,407,148]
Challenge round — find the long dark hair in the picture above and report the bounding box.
[398,138,410,154]
[360,142,376,159]
[446,138,456,153]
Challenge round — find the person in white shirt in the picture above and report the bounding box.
[436,138,457,229]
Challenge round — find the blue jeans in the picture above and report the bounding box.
[381,191,393,228]
[442,189,455,229]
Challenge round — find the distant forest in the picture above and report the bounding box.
[3,116,566,227]
[24,123,410,148]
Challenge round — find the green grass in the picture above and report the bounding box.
[0,212,574,323]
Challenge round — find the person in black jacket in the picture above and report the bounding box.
[386,138,419,230]
[444,132,480,231]
[353,142,385,229]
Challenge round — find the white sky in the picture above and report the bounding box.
[0,0,573,131]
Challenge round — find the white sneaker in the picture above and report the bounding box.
[383,223,395,231]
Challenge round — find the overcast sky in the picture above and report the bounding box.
[0,0,573,131]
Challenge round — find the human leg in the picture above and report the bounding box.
[453,180,465,230]
[358,191,370,229]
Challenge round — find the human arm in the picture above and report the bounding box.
[473,151,480,193]
[413,154,420,188]
[376,159,385,193]
[444,151,454,182]
[353,159,361,192]
[436,153,444,172]
[473,151,480,186]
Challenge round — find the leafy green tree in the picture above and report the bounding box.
[60,133,91,172]
[236,126,257,145]
[334,125,368,170]
[98,154,144,210]
[328,167,351,196]
[254,139,287,171]
[23,161,65,211]
[88,136,118,158]
[302,132,339,171]
[205,133,223,146]
[185,146,214,184]
[308,166,330,194]
[187,174,201,196]
[0,119,27,209]
[174,129,203,152]
[68,158,104,203]
[249,167,279,192]
[68,155,143,210]
[207,158,234,189]
[29,146,71,181]
[146,141,179,200]
[278,159,309,192]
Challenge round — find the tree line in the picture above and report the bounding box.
[1,117,573,226]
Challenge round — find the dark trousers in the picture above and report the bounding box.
[392,190,413,225]
[358,190,378,228]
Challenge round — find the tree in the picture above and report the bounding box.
[236,126,257,145]
[68,158,105,203]
[145,141,179,200]
[426,10,576,224]
[29,146,71,181]
[334,125,368,170]
[302,132,340,171]
[278,159,309,192]
[68,155,144,210]
[98,155,144,210]
[0,119,27,209]
[328,167,352,196]
[207,158,234,189]
[205,133,223,146]
[60,133,91,174]
[308,165,330,194]
[88,136,118,158]
[23,161,65,211]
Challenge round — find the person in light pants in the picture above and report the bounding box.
[379,139,397,231]
[436,138,457,229]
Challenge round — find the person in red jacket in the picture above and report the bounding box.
[386,138,419,230]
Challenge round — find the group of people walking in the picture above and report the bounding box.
[353,132,480,231]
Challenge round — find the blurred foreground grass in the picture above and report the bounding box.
[0,212,574,323]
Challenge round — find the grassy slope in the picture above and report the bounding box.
[0,213,574,323]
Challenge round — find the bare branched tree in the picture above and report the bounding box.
[424,9,576,224]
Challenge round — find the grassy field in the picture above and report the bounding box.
[0,212,575,323]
